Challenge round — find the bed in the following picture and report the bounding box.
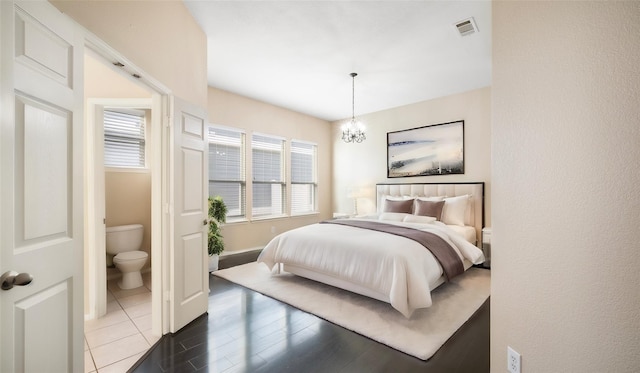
[257,182,486,318]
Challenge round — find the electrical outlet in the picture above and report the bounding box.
[507,346,521,373]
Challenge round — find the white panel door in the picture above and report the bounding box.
[170,97,209,332]
[0,1,84,372]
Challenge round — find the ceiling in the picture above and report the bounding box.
[183,1,491,122]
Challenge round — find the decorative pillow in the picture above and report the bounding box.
[413,196,444,213]
[441,194,470,226]
[379,212,410,222]
[414,200,445,220]
[382,198,414,214]
[403,214,437,224]
[379,195,413,213]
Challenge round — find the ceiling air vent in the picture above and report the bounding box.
[454,17,478,37]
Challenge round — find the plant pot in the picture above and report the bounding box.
[208,254,219,273]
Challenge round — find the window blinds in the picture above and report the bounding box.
[104,109,145,168]
[209,127,318,220]
[291,140,317,214]
[208,127,245,219]
[252,134,285,218]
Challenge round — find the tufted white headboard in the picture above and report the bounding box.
[376,182,485,246]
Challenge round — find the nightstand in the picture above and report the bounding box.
[482,227,491,268]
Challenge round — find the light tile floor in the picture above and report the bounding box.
[84,272,159,373]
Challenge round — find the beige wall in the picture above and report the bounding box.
[51,0,207,108]
[85,52,152,99]
[208,87,333,253]
[104,172,152,259]
[332,87,492,224]
[492,2,640,372]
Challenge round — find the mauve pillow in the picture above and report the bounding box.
[414,200,445,220]
[383,198,414,214]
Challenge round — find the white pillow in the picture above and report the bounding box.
[441,194,470,226]
[357,214,379,220]
[378,212,410,222]
[403,215,437,224]
[384,195,413,200]
[415,196,445,201]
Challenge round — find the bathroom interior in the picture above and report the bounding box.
[83,49,160,370]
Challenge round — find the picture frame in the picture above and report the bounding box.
[387,120,464,178]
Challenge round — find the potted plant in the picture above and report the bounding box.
[208,195,227,272]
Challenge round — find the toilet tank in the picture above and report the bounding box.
[105,224,144,255]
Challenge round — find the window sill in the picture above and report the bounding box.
[291,211,320,217]
[251,214,288,222]
[105,166,150,174]
[224,212,321,225]
[225,218,249,225]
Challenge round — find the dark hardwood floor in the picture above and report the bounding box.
[129,252,489,373]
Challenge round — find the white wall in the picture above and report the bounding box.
[492,2,640,372]
[332,87,491,223]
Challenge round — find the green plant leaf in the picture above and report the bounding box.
[207,196,227,256]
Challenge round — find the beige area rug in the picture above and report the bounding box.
[213,262,490,360]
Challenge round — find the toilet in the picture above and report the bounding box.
[106,224,148,290]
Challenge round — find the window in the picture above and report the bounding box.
[103,109,146,168]
[290,140,317,215]
[208,127,245,220]
[252,134,285,218]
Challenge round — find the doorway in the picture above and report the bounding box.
[83,48,163,370]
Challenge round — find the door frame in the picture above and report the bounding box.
[83,32,172,336]
[85,97,153,321]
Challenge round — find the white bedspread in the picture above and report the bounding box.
[258,218,485,318]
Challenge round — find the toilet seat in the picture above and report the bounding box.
[114,251,148,262]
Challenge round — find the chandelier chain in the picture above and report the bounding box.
[352,73,356,121]
[342,72,366,143]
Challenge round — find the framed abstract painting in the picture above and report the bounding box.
[387,120,464,178]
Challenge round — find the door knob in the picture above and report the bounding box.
[203,219,209,226]
[1,271,33,290]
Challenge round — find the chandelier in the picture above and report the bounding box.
[341,72,366,143]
